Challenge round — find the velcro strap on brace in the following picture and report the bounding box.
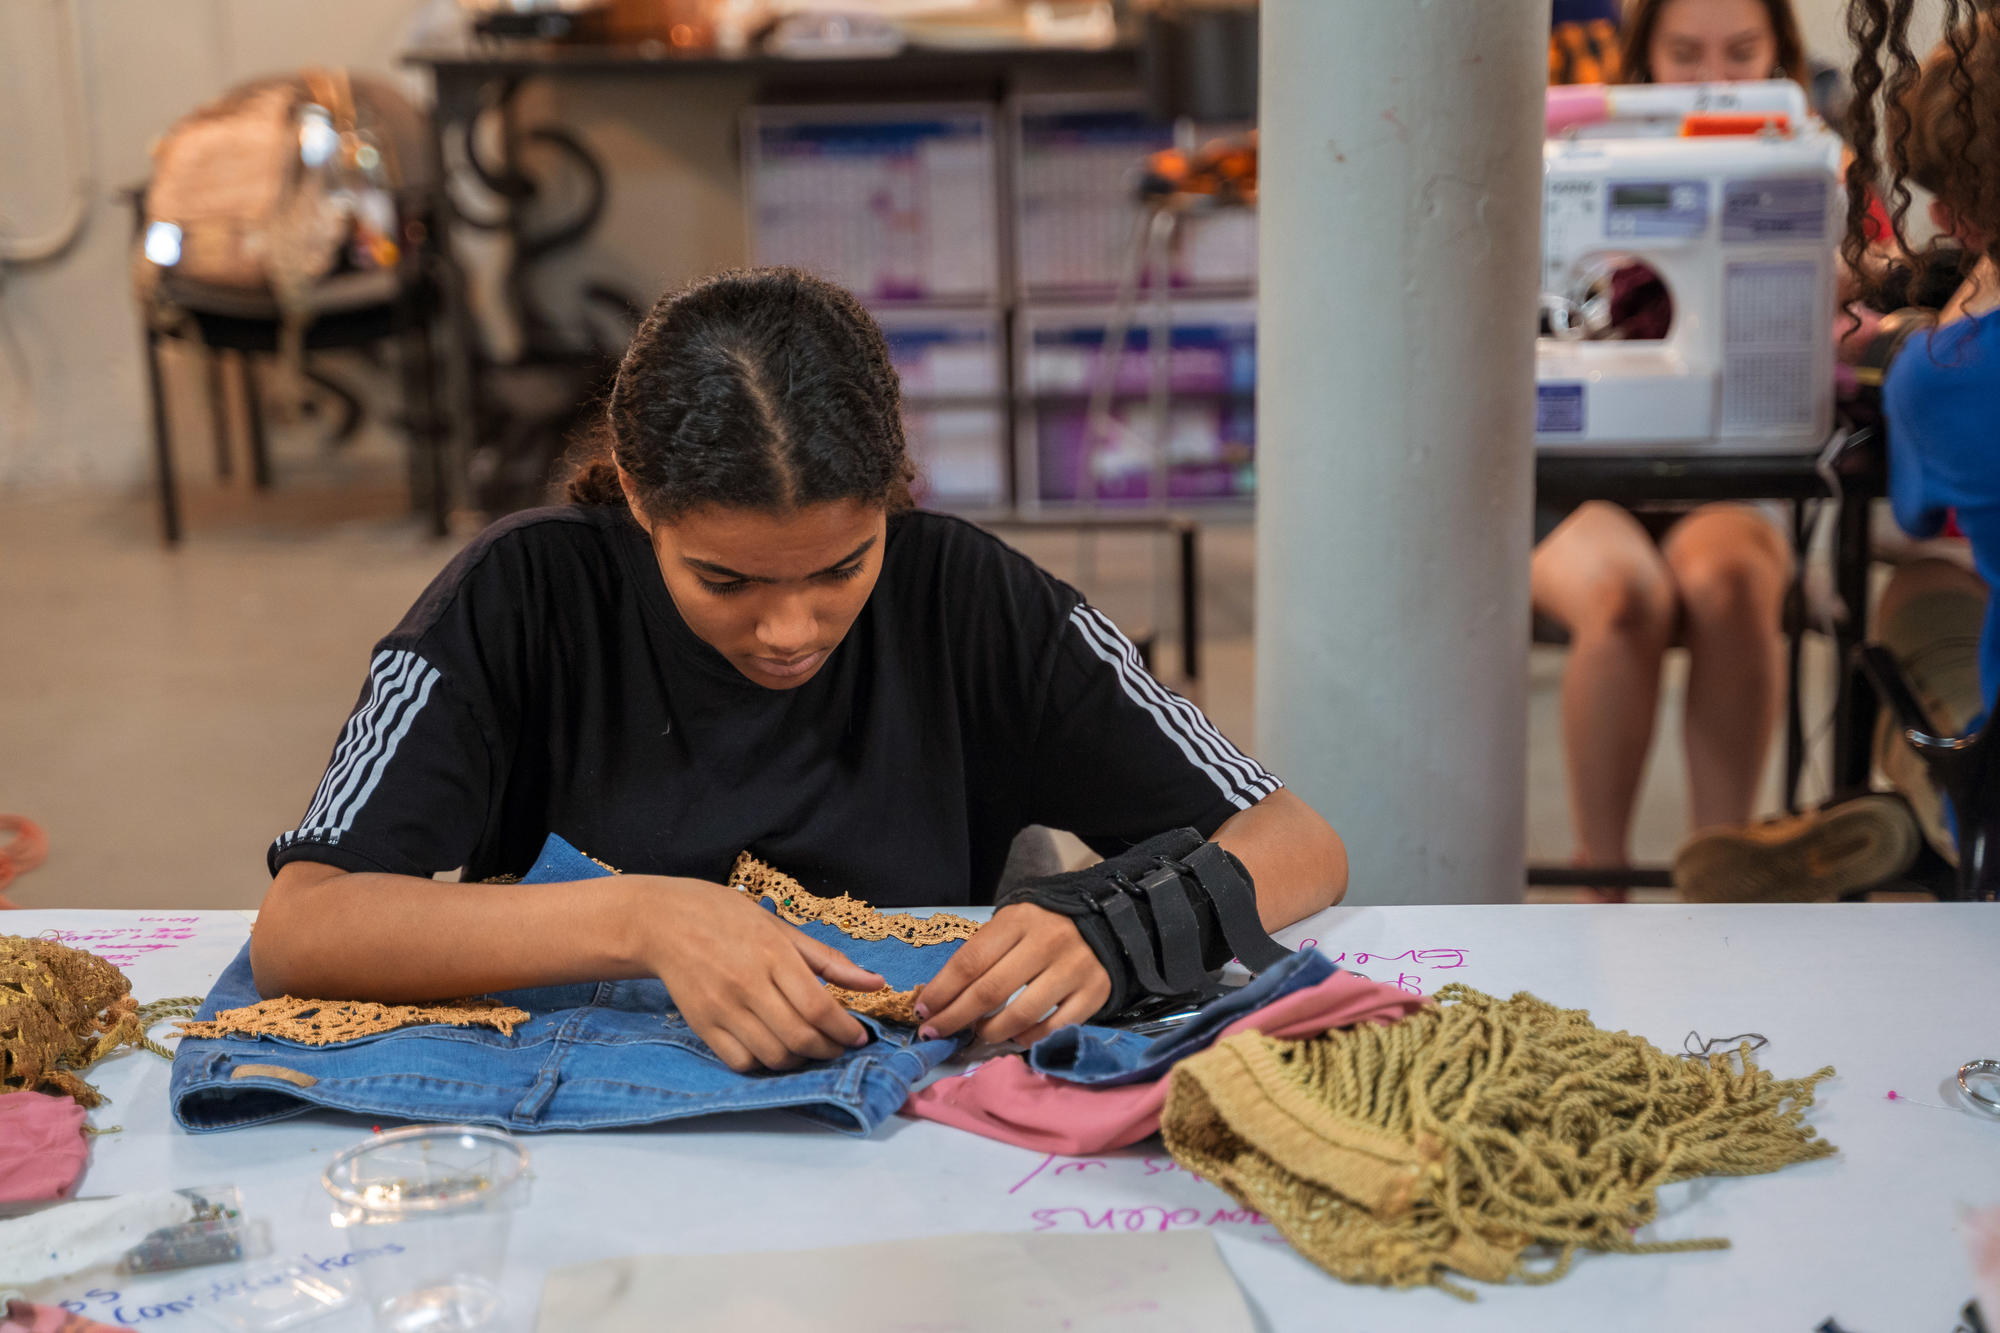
[996,828,1293,1023]
[1135,865,1210,994]
[1100,890,1174,998]
[1182,841,1292,972]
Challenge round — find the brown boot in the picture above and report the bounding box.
[1673,793,1922,903]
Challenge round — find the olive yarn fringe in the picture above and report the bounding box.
[1161,984,1835,1299]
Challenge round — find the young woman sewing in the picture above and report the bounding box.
[1531,0,1809,899]
[250,267,1347,1074]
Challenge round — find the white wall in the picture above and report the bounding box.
[0,0,751,492]
[1794,0,1946,79]
[1780,0,1946,242]
[1795,0,1849,68]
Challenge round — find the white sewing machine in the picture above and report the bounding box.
[1536,94,1843,454]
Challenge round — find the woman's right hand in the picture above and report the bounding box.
[641,878,884,1073]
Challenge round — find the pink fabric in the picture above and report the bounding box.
[0,1092,89,1203]
[903,971,1427,1155]
[2,1304,124,1333]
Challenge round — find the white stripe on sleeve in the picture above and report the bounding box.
[1066,604,1280,809]
[278,648,442,849]
[1071,607,1272,795]
[297,650,412,831]
[318,654,435,831]
[335,663,441,833]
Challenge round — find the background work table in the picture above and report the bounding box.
[13,903,1998,1331]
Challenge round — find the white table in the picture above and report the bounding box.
[12,904,2000,1331]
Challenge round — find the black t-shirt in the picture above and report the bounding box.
[270,505,1282,906]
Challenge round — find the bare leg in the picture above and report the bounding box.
[1663,504,1793,832]
[1532,503,1680,882]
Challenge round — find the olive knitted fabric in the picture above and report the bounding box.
[1161,984,1835,1298]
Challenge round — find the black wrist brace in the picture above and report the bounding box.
[995,828,1292,1022]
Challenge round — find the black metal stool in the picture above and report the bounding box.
[1857,643,1998,901]
[131,192,454,546]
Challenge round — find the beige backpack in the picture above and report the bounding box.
[137,69,424,311]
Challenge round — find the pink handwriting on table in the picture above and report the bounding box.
[1029,1204,1279,1236]
[45,917,205,967]
[1006,1153,1285,1242]
[1295,939,1467,995]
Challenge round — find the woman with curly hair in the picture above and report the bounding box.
[1533,0,1812,900]
[1675,2,2000,899]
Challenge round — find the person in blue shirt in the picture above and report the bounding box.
[1674,7,1998,899]
[1884,272,2000,730]
[1863,9,2000,865]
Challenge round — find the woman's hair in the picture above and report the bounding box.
[1617,0,1807,84]
[567,267,915,519]
[1840,3,2000,304]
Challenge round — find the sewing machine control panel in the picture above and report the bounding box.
[1606,181,1709,236]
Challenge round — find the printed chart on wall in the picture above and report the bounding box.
[745,106,998,305]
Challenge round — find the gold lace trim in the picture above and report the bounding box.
[490,845,976,947]
[824,984,923,1026]
[177,995,530,1045]
[2,934,190,1107]
[728,852,978,947]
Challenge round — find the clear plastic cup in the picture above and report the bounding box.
[321,1125,529,1333]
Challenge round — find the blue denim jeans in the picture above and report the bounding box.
[1022,948,1337,1087]
[170,835,966,1135]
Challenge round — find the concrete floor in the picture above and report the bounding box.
[0,469,1831,911]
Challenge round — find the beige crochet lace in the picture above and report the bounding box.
[728,852,978,947]
[725,853,967,1025]
[823,984,924,1025]
[177,996,529,1046]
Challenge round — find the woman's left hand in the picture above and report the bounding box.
[914,903,1110,1045]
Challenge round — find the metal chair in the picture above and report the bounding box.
[129,75,453,543]
[132,231,453,543]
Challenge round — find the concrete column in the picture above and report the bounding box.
[1254,0,1547,904]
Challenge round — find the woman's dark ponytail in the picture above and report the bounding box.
[563,422,629,507]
